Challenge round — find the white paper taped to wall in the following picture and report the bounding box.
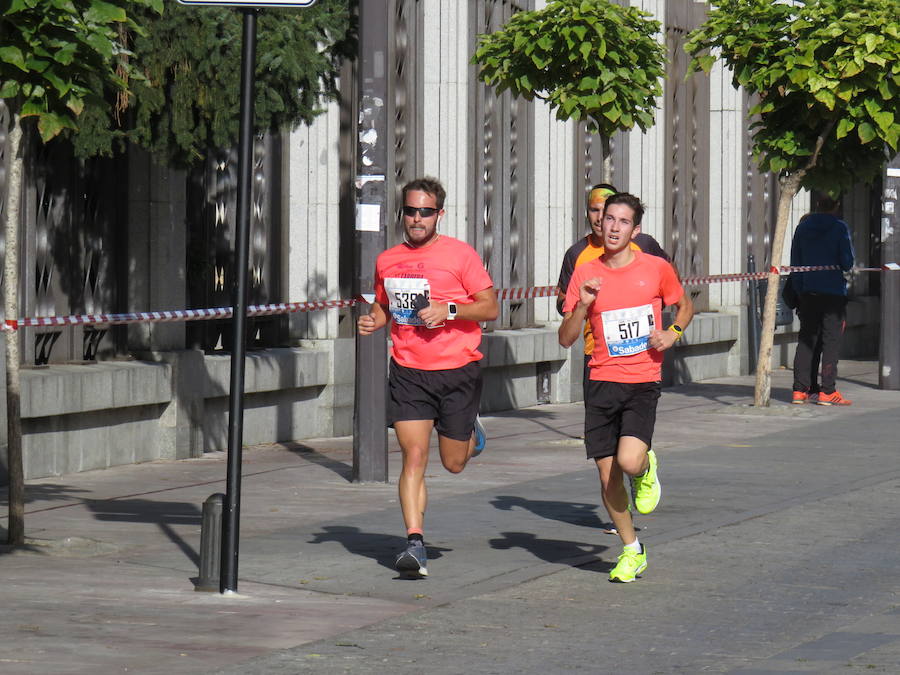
[356,203,381,231]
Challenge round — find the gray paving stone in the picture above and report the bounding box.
[1,360,898,675]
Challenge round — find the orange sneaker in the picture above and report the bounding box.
[791,391,808,404]
[817,390,852,406]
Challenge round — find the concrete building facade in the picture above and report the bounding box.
[0,0,881,481]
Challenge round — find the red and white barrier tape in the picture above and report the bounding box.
[1,300,357,332]
[1,264,896,332]
[498,285,559,300]
[679,264,838,287]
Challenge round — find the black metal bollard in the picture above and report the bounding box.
[195,493,224,592]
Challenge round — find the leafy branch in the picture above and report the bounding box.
[472,0,666,137]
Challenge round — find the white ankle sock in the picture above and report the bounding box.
[625,539,641,553]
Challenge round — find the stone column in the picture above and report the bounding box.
[127,147,187,351]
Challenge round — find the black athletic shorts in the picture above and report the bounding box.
[583,380,661,460]
[388,359,483,442]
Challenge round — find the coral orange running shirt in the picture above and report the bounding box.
[375,236,494,370]
[563,250,684,383]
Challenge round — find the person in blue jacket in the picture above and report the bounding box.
[789,194,855,406]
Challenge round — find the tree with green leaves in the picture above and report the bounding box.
[1,0,353,544]
[74,1,356,166]
[686,0,899,406]
[471,0,666,180]
[1,0,162,546]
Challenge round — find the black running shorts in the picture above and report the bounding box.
[583,380,661,459]
[388,359,483,441]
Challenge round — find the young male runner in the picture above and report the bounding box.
[358,177,498,578]
[559,193,693,582]
[556,184,672,390]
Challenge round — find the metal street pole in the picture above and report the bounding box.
[746,253,760,373]
[880,153,900,390]
[352,0,389,482]
[220,7,257,594]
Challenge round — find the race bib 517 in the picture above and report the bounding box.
[601,304,655,357]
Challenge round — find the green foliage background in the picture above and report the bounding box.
[472,0,666,137]
[686,0,899,195]
[73,1,355,166]
[0,0,163,141]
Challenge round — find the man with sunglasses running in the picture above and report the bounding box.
[358,176,498,578]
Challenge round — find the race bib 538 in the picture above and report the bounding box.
[385,277,430,326]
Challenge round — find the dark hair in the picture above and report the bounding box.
[402,177,446,210]
[812,194,840,213]
[603,192,645,225]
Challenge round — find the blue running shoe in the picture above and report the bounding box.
[395,541,428,578]
[473,416,486,456]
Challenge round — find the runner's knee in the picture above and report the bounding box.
[618,455,644,476]
[441,455,467,474]
[400,446,429,472]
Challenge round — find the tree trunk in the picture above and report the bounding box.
[752,123,834,407]
[4,115,24,545]
[600,135,613,184]
[752,174,800,407]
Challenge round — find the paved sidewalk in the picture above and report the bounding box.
[2,360,899,674]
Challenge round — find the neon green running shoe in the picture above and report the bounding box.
[609,545,647,583]
[631,449,661,514]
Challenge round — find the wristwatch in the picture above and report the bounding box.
[668,324,684,341]
[446,302,458,320]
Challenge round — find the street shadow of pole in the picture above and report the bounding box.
[86,498,202,566]
[0,485,200,564]
[279,442,353,481]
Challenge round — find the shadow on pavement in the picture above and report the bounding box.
[0,536,67,557]
[489,407,583,440]
[491,495,619,532]
[0,484,202,566]
[830,375,881,390]
[0,484,94,557]
[86,498,202,566]
[577,558,617,575]
[0,482,91,507]
[489,531,611,570]
[280,443,353,481]
[670,381,794,404]
[2,494,200,564]
[307,524,452,574]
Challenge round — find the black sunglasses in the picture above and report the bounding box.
[402,205,439,218]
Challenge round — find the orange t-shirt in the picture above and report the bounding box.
[375,236,494,370]
[563,250,684,383]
